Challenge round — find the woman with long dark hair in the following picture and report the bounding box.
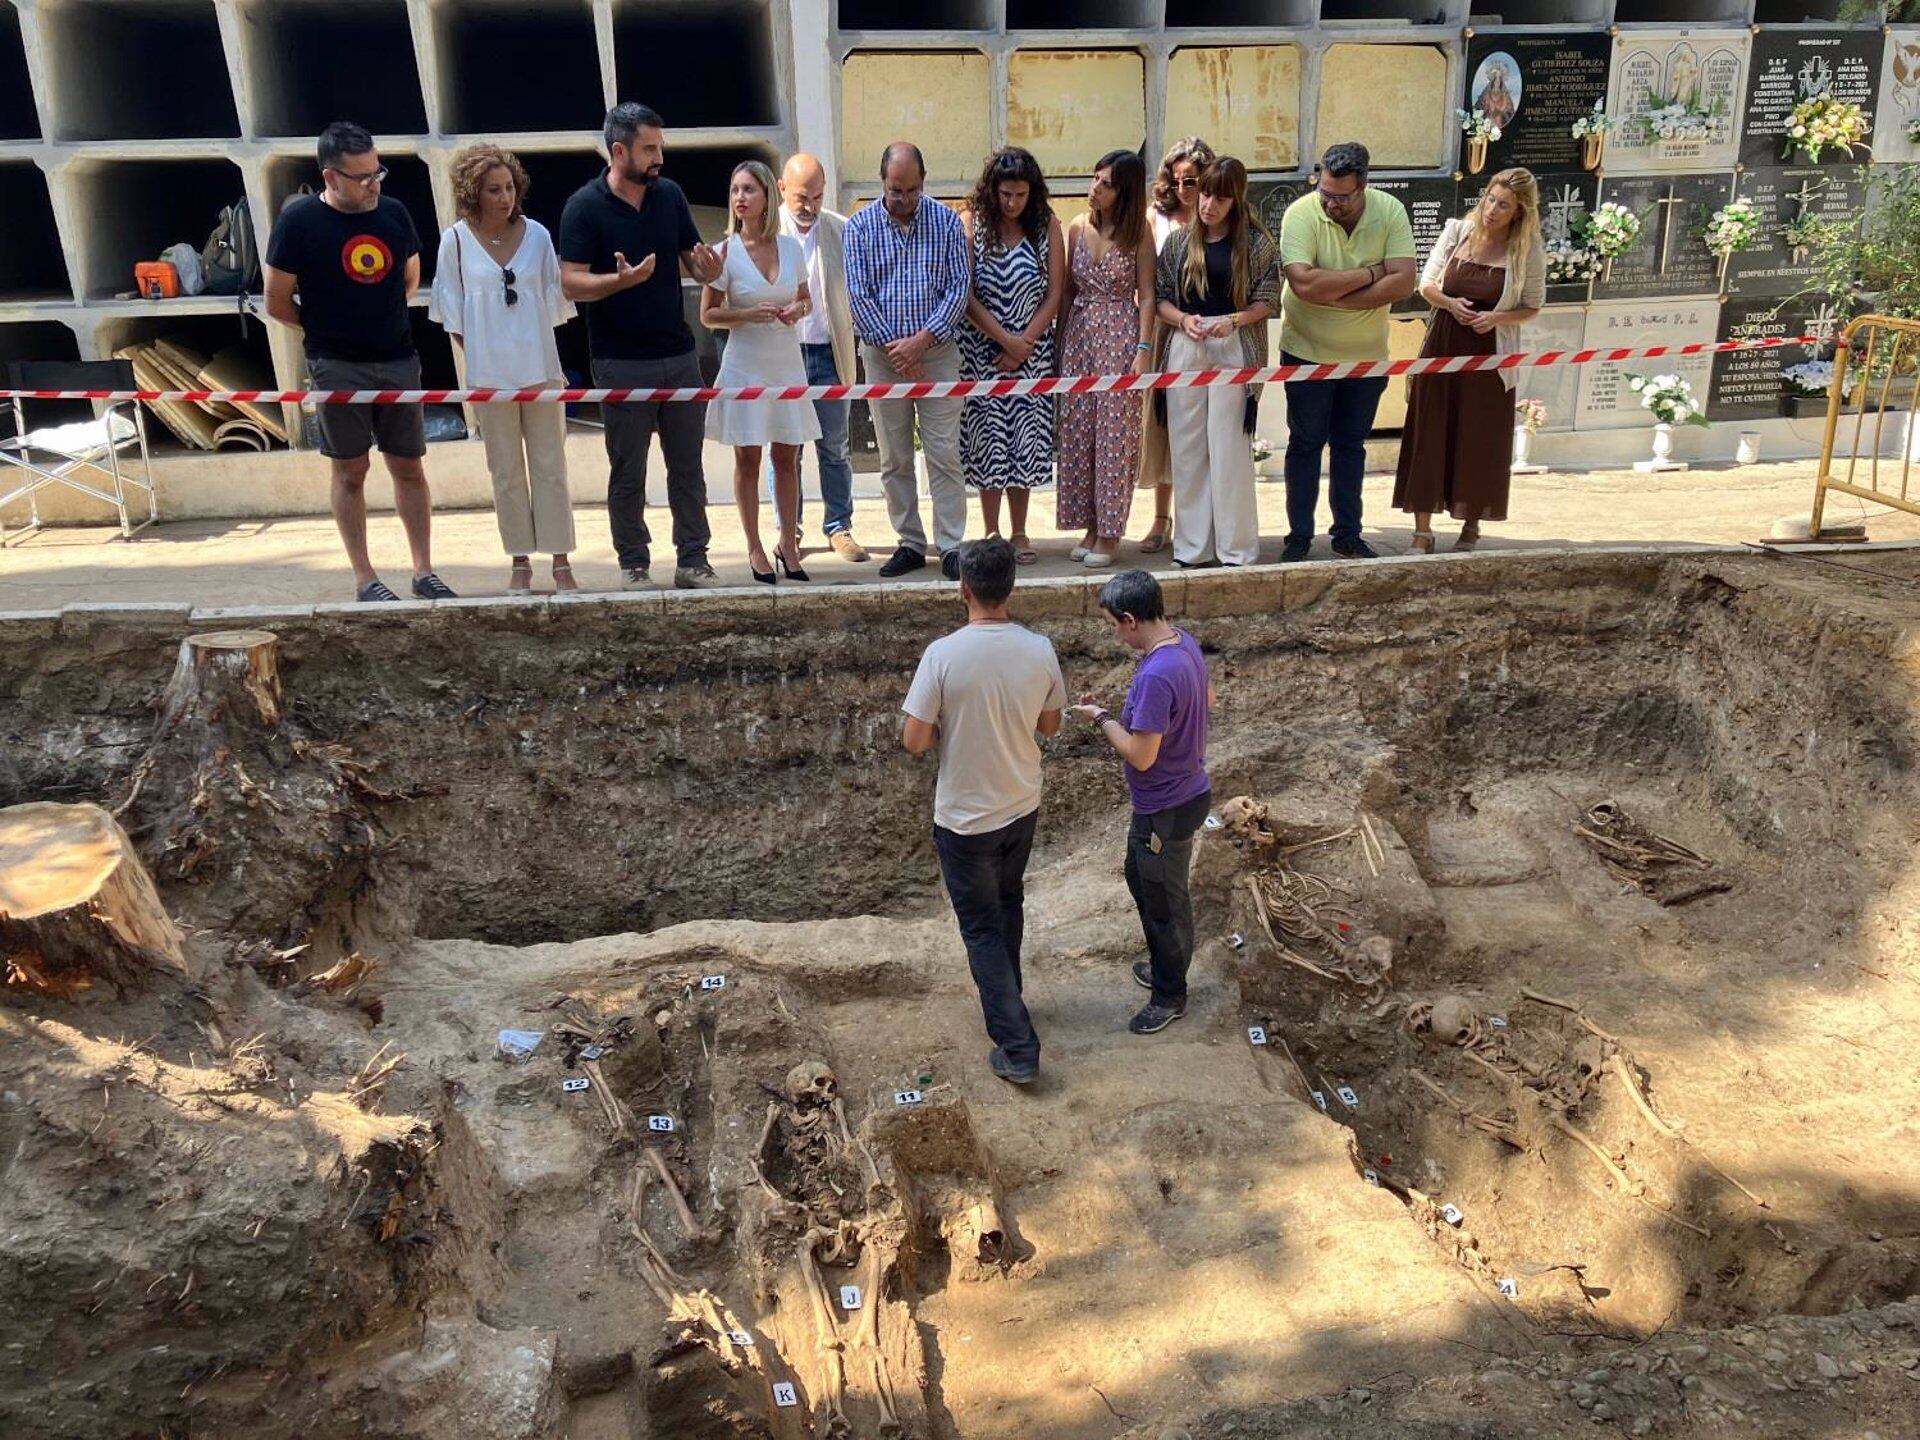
[1153,156,1280,568]
[1137,136,1216,554]
[959,147,1064,561]
[1057,148,1156,568]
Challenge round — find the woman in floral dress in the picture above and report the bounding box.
[1057,148,1157,568]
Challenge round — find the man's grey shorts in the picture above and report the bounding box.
[309,354,428,461]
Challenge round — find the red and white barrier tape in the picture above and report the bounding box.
[0,336,1818,405]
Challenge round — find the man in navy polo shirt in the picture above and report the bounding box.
[560,102,723,590]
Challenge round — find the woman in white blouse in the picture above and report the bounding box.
[431,144,576,592]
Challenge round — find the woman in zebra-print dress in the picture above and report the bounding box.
[959,148,1064,562]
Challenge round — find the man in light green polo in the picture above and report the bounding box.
[1277,142,1417,562]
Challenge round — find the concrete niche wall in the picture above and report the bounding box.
[841,49,993,185]
[1316,43,1450,168]
[1006,49,1147,175]
[1165,45,1301,171]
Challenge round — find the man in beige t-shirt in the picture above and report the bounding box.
[902,538,1065,1085]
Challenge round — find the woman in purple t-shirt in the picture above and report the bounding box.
[1070,570,1214,1036]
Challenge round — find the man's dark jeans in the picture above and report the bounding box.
[934,810,1040,1069]
[1126,789,1213,1008]
[1281,350,1389,546]
[593,351,711,569]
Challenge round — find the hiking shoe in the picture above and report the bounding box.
[621,566,653,589]
[674,563,720,590]
[1331,537,1378,560]
[411,571,457,599]
[829,532,870,562]
[989,1047,1037,1085]
[1128,1000,1186,1035]
[1132,960,1154,991]
[877,545,926,578]
[356,578,400,602]
[1279,538,1311,563]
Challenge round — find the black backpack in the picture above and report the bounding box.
[202,195,259,296]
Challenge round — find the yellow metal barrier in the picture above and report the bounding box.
[1812,313,1920,539]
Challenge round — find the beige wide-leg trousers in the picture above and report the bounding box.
[476,397,574,555]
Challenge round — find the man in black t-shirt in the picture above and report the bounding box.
[559,102,722,590]
[264,121,455,602]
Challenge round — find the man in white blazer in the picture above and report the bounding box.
[770,152,868,561]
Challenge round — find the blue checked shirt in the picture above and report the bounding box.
[842,197,970,347]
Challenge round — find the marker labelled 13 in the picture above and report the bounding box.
[1311,1091,1328,1111]
[894,1090,923,1106]
[839,1285,862,1310]
[1497,1278,1520,1298]
[1336,1086,1360,1109]
[772,1382,798,1407]
[1247,1025,1268,1045]
[1441,1203,1465,1227]
[561,1077,590,1094]
[647,1115,675,1133]
[700,975,726,991]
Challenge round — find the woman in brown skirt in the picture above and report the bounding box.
[1393,167,1544,552]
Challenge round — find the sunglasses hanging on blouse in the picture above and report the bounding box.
[501,267,518,307]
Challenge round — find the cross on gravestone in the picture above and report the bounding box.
[1545,185,1585,243]
[1651,184,1686,276]
[1788,179,1821,217]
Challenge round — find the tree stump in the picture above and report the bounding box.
[0,801,187,993]
[160,629,282,732]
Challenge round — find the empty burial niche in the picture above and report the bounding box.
[668,142,783,236]
[613,0,778,130]
[1164,0,1314,27]
[1468,0,1608,22]
[437,0,604,135]
[1319,0,1454,22]
[0,3,38,139]
[837,0,995,28]
[90,312,277,451]
[1752,0,1849,20]
[408,307,460,393]
[0,165,70,302]
[513,150,610,233]
[0,322,87,431]
[66,160,247,302]
[239,0,427,138]
[1007,0,1159,27]
[37,0,238,141]
[263,153,441,282]
[1613,0,1746,22]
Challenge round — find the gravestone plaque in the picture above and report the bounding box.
[1249,176,1458,312]
[1574,299,1720,431]
[1513,305,1587,434]
[1708,296,1832,422]
[1726,167,1868,299]
[1462,32,1612,174]
[1591,172,1735,301]
[1740,28,1882,170]
[1503,171,1597,304]
[1607,31,1749,174]
[1873,29,1920,162]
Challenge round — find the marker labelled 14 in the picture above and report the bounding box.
[700,975,726,991]
[839,1285,862,1310]
[561,1077,590,1094]
[647,1115,675,1133]
[1441,1203,1465,1227]
[894,1090,923,1106]
[1497,1278,1520,1298]
[1336,1086,1360,1110]
[772,1382,798,1408]
[1247,1025,1268,1046]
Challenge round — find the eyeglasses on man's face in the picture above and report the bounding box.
[332,164,389,187]
[1316,184,1361,206]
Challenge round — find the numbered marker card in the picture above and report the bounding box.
[1336,1086,1360,1110]
[1497,1277,1520,1298]
[1311,1090,1328,1111]
[700,975,726,991]
[1440,1203,1464,1227]
[894,1089,923,1106]
[772,1381,798,1408]
[1247,1025,1268,1046]
[578,1044,604,1061]
[728,1330,755,1346]
[648,1115,675,1133]
[562,1077,590,1094]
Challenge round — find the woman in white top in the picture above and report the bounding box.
[1138,136,1215,555]
[431,144,576,592]
[701,160,821,584]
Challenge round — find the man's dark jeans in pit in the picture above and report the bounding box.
[934,810,1040,1069]
[593,351,711,570]
[1281,349,1390,546]
[1126,789,1213,1009]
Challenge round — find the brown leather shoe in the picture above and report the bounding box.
[829,532,871,563]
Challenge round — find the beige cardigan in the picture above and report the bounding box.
[1422,218,1546,392]
[778,206,857,389]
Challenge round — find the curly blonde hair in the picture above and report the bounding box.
[450,143,529,221]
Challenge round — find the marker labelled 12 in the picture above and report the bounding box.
[772,1382,799,1408]
[894,1090,923,1106]
[1497,1278,1520,1299]
[1247,1025,1268,1046]
[561,1077,590,1094]
[700,975,726,991]
[1441,1203,1465,1227]
[647,1115,675,1133]
[839,1285,862,1310]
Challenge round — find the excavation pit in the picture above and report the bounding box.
[2,548,1919,1439]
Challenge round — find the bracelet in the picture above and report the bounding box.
[1134,342,1151,352]
[1093,710,1112,727]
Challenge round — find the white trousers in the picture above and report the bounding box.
[476,398,574,556]
[1165,330,1260,567]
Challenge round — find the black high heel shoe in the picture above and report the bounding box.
[749,552,777,585]
[777,549,811,583]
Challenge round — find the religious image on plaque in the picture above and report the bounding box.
[1873,30,1920,163]
[1740,28,1882,170]
[1707,296,1838,423]
[1463,32,1611,175]
[1575,299,1721,432]
[1592,172,1735,302]
[1726,167,1868,299]
[1607,32,1750,174]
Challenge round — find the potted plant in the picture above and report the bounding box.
[1251,435,1282,480]
[1457,109,1500,175]
[1512,397,1549,474]
[1784,96,1870,164]
[1581,202,1643,282]
[1626,373,1709,472]
[1570,101,1613,172]
[1701,197,1761,292]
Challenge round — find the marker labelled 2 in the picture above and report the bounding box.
[1247,1025,1268,1046]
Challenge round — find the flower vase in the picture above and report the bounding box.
[1581,133,1605,172]
[1715,250,1732,294]
[1511,423,1548,475]
[1466,135,1489,175]
[1633,420,1688,474]
[1601,254,1615,284]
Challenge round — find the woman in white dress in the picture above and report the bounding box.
[702,160,821,583]
[430,143,576,593]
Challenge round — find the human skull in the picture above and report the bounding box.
[1427,995,1479,1047]
[785,1060,838,1107]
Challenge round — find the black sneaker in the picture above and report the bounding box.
[878,545,927,578]
[1132,961,1153,991]
[940,550,961,581]
[1129,1001,1186,1035]
[989,1046,1037,1085]
[356,578,400,602]
[1331,538,1378,560]
[411,571,457,599]
[1279,539,1311,563]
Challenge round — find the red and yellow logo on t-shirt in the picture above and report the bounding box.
[341,234,395,285]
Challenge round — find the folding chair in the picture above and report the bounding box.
[1,359,157,544]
